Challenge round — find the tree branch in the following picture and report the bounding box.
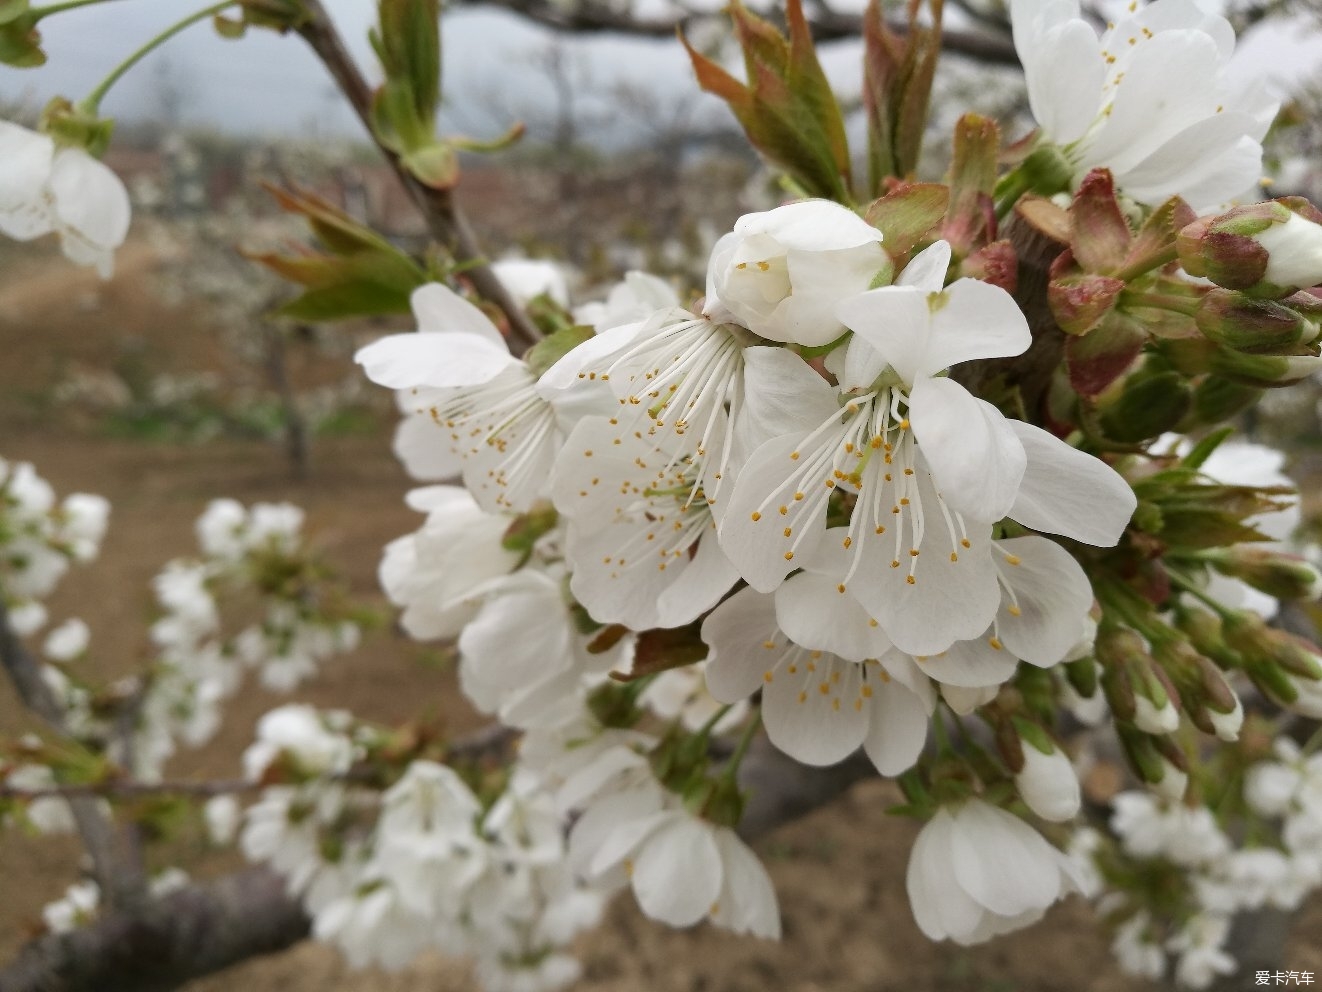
[293,0,542,352]
[0,726,872,991]
[453,0,1022,66]
[0,868,309,992]
[0,600,146,912]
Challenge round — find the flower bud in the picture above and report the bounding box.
[1178,198,1322,298]
[1117,726,1188,800]
[1224,612,1322,718]
[1013,724,1081,823]
[1195,290,1310,354]
[1096,370,1193,443]
[705,200,887,346]
[1207,346,1322,388]
[1097,627,1145,722]
[1206,547,1322,602]
[1253,200,1322,291]
[1154,636,1244,741]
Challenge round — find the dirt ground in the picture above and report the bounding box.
[2,237,1319,992]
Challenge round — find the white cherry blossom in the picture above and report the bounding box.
[906,800,1082,945]
[378,485,522,641]
[551,413,739,630]
[357,283,561,513]
[702,586,932,774]
[0,121,131,277]
[1009,0,1277,208]
[705,199,887,346]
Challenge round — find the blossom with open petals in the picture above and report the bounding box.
[1010,0,1277,208]
[357,284,561,513]
[0,121,130,277]
[719,246,1132,653]
[550,413,739,630]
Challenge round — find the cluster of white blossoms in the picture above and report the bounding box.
[0,457,109,637]
[120,499,361,779]
[351,183,1141,966]
[0,121,131,277]
[233,705,606,992]
[1069,754,1322,990]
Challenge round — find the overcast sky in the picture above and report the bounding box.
[1,1,1317,143]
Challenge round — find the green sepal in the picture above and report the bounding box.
[525,325,595,378]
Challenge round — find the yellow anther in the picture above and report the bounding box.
[909,548,920,557]
[793,492,805,501]
[1006,554,1021,565]
[779,505,789,515]
[950,552,959,562]
[763,671,774,683]
[790,451,800,461]
[989,637,1003,650]
[819,682,831,695]
[891,559,901,568]
[875,525,886,535]
[906,576,916,585]
[784,527,793,538]
[784,551,795,561]
[762,640,776,650]
[750,511,762,522]
[757,260,771,271]
[961,538,971,549]
[1008,604,1023,617]
[837,583,846,594]
[842,536,852,549]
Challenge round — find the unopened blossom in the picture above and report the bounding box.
[242,704,355,781]
[1015,740,1082,823]
[705,199,887,346]
[357,284,562,513]
[905,799,1082,944]
[1009,0,1277,208]
[0,121,131,277]
[492,257,571,308]
[1253,211,1322,289]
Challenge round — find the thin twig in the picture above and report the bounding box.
[294,0,542,352]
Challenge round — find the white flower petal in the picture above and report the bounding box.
[410,282,506,344]
[631,817,724,927]
[710,829,781,939]
[355,332,515,390]
[763,654,869,766]
[862,678,930,775]
[948,802,1061,916]
[1007,421,1135,547]
[702,587,784,704]
[995,536,1095,667]
[909,376,1026,522]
